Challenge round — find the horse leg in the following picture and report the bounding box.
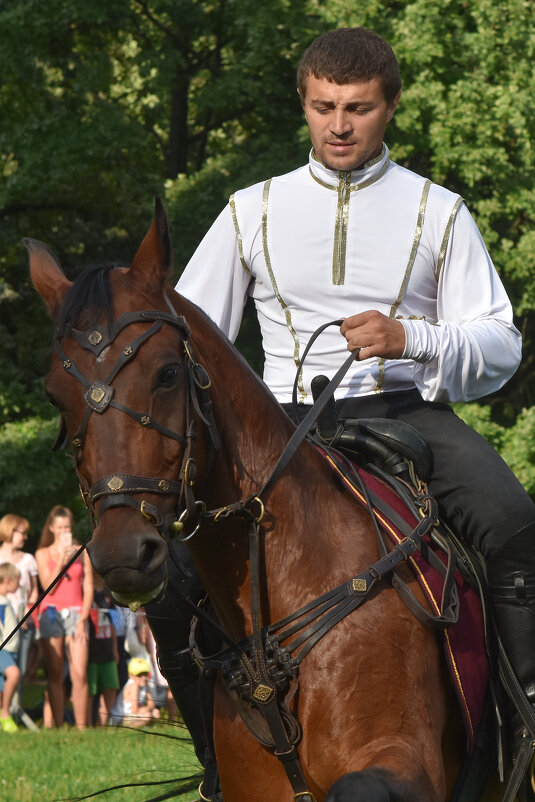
[325,768,409,802]
[325,738,444,802]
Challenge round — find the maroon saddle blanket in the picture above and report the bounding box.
[315,444,489,748]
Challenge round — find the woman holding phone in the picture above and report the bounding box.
[35,505,93,729]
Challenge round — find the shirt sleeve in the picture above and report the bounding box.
[175,203,252,343]
[400,202,521,403]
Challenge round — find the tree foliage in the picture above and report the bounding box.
[1,0,535,528]
[0,417,90,550]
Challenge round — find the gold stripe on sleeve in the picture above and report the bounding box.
[229,193,251,276]
[261,179,306,401]
[375,179,432,392]
[435,196,464,282]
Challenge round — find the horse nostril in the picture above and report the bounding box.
[138,535,166,574]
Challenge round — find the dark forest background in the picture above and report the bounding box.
[1,0,534,545]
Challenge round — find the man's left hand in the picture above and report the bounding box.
[340,311,406,361]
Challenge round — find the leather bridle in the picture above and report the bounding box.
[53,306,220,536]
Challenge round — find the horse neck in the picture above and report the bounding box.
[175,293,296,505]
[172,294,376,636]
[173,294,343,631]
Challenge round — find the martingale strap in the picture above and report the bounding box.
[265,491,440,662]
[192,491,439,786]
[316,445,460,630]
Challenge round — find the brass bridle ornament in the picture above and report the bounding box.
[52,305,220,543]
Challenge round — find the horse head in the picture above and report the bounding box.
[26,199,213,610]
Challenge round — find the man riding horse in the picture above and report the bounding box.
[175,25,535,797]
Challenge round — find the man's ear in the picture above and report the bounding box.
[387,89,402,122]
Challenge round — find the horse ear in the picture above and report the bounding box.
[129,197,173,288]
[23,238,72,317]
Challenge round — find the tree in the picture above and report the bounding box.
[0,0,318,523]
[2,0,535,527]
[0,0,314,421]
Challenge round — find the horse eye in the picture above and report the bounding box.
[158,365,180,389]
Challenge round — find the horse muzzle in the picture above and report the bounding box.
[87,520,169,611]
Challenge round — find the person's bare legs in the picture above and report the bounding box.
[1,665,21,717]
[98,688,117,725]
[65,627,89,730]
[40,636,65,727]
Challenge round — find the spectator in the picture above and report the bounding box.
[87,572,120,726]
[0,563,21,733]
[35,505,93,730]
[109,656,159,727]
[0,514,39,705]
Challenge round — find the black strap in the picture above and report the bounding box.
[325,452,459,629]
[498,640,535,802]
[247,518,317,801]
[258,320,357,502]
[267,498,439,664]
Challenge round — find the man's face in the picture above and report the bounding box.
[300,74,400,172]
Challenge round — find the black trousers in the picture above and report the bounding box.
[283,389,535,578]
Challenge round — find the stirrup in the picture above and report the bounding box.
[198,781,211,801]
[502,728,535,802]
[198,780,224,802]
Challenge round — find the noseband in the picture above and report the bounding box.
[53,306,220,535]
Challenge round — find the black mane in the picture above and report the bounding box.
[55,263,120,337]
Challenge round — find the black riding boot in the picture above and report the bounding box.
[144,543,223,801]
[489,568,535,801]
[157,646,222,802]
[157,647,209,762]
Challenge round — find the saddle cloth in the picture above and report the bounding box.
[315,444,489,749]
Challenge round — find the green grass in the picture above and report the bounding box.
[1,723,203,802]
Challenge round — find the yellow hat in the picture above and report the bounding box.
[128,657,150,676]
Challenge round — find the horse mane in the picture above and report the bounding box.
[55,263,120,337]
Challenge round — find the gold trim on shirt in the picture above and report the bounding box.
[310,144,386,176]
[261,179,306,401]
[436,197,464,281]
[375,179,432,392]
[309,159,390,286]
[333,172,351,285]
[229,193,251,275]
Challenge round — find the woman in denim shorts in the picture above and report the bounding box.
[36,506,93,730]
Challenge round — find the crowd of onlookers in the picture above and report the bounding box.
[0,508,176,734]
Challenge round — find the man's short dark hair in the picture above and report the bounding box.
[297,27,401,104]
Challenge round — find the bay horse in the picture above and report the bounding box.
[26,201,468,801]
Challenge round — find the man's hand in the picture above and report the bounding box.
[340,311,406,361]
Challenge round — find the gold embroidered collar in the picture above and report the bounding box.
[309,144,389,191]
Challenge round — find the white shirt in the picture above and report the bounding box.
[0,593,19,653]
[0,551,38,619]
[177,145,521,404]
